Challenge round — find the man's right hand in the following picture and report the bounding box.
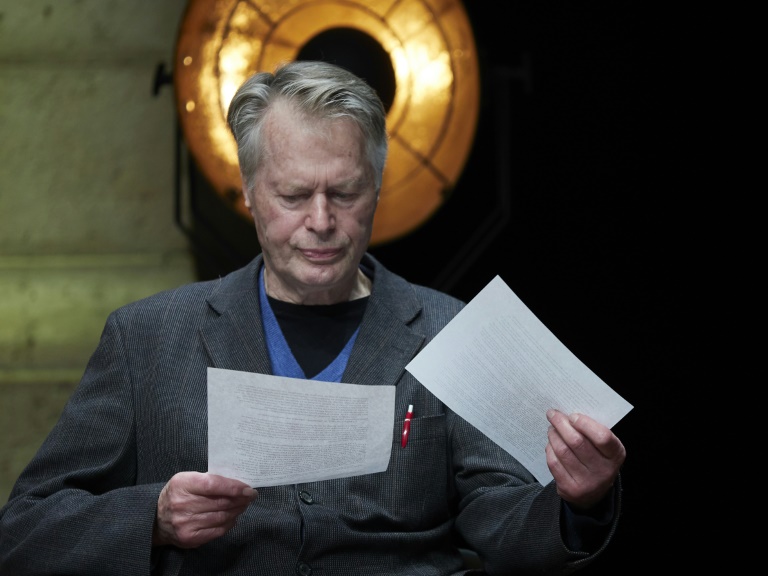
[153,472,258,548]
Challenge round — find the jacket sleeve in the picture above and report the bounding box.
[0,312,162,576]
[448,409,622,575]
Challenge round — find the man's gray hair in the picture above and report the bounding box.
[227,60,389,195]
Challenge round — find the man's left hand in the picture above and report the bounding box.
[544,408,626,510]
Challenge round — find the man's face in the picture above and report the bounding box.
[245,103,379,304]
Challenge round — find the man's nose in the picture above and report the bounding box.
[305,194,334,231]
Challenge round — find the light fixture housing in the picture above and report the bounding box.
[174,0,480,245]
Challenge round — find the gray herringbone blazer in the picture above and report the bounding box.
[0,253,620,575]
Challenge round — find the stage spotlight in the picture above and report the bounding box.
[173,0,480,245]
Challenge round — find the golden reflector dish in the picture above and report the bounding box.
[174,0,480,245]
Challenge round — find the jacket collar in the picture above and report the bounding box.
[201,256,270,375]
[200,253,425,387]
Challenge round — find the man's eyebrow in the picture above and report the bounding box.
[333,176,371,190]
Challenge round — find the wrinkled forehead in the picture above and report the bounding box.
[263,99,365,154]
[269,97,361,133]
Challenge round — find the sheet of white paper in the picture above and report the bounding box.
[405,275,633,485]
[207,367,395,487]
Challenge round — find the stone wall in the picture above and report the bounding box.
[0,0,196,503]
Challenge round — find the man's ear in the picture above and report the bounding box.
[241,175,251,208]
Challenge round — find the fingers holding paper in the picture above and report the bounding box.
[545,408,626,511]
[153,471,258,548]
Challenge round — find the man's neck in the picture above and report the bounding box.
[263,267,371,305]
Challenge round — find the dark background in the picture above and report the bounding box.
[443,3,732,571]
[181,2,731,571]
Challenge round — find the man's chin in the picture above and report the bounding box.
[296,263,345,286]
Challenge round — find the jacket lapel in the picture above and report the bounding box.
[200,257,272,375]
[344,255,425,387]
